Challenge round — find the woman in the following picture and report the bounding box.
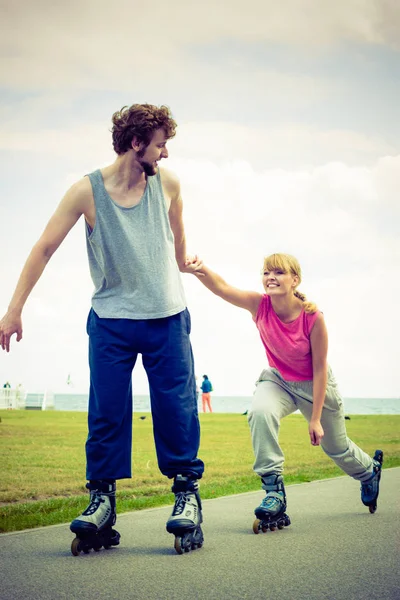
[190,252,383,532]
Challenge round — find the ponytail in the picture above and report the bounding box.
[294,289,318,314]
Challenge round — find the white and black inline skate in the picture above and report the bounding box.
[253,474,291,534]
[70,480,120,556]
[361,449,384,514]
[166,475,204,554]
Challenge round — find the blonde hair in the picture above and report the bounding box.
[263,253,318,314]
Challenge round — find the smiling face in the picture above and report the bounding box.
[262,268,299,296]
[262,253,301,297]
[136,128,169,176]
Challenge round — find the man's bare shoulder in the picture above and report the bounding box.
[67,176,92,199]
[61,176,93,212]
[159,167,181,195]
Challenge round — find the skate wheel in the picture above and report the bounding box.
[369,504,377,514]
[261,524,268,533]
[270,524,276,531]
[277,523,284,530]
[253,519,261,534]
[193,527,204,549]
[192,541,202,550]
[71,537,81,556]
[174,536,183,555]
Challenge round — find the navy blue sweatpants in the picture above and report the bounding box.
[85,308,204,481]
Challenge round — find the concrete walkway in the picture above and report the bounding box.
[1,469,399,600]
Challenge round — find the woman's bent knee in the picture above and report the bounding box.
[248,408,280,432]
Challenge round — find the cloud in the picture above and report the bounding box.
[1,118,397,171]
[1,0,399,90]
[172,153,400,265]
[0,122,113,162]
[171,122,398,168]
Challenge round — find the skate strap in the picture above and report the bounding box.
[86,481,116,494]
[261,480,284,493]
[172,477,199,494]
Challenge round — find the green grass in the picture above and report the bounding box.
[1,410,399,532]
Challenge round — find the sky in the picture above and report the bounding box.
[1,0,399,398]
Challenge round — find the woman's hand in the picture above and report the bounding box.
[180,254,205,276]
[309,419,324,446]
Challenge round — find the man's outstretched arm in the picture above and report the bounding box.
[0,179,90,351]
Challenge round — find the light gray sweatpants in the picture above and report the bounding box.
[248,368,373,483]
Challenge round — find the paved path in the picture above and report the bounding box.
[1,469,399,600]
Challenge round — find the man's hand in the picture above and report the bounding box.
[0,311,23,352]
[181,255,205,276]
[309,419,324,446]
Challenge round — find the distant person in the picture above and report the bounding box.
[3,381,12,409]
[189,252,383,531]
[0,103,204,555]
[201,375,213,413]
[3,381,11,409]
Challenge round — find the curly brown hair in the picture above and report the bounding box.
[111,104,177,155]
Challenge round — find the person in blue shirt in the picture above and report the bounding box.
[201,375,213,413]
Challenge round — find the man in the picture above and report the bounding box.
[0,104,204,555]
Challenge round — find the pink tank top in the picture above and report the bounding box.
[254,294,320,381]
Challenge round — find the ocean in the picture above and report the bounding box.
[24,392,400,415]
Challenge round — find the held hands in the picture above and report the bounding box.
[181,255,205,277]
[309,419,324,446]
[0,311,23,352]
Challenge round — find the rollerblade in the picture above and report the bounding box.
[361,449,384,514]
[253,474,291,534]
[70,480,120,556]
[166,475,204,554]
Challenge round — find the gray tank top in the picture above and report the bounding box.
[85,169,186,319]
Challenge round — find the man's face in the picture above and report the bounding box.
[137,128,169,176]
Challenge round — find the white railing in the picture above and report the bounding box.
[0,388,26,410]
[0,388,55,410]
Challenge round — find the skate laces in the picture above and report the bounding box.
[83,491,105,516]
[173,491,194,515]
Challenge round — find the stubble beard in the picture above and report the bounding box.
[140,160,157,177]
[137,146,158,177]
